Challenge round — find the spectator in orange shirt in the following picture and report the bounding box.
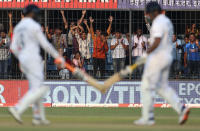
[89,16,112,78]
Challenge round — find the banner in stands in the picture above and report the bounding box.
[0,0,200,10]
[0,80,200,107]
[118,0,200,10]
[0,0,118,9]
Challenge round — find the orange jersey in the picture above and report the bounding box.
[92,36,108,59]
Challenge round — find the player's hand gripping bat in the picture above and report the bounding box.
[54,58,103,91]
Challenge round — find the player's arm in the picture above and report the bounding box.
[147,23,163,54]
[35,28,65,67]
[10,34,21,57]
[147,38,161,54]
[35,28,59,59]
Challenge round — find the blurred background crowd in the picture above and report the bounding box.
[0,10,199,80]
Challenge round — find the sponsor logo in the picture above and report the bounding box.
[0,81,200,107]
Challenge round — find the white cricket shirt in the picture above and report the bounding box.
[149,14,173,57]
[11,18,59,62]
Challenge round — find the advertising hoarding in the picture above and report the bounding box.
[0,80,199,107]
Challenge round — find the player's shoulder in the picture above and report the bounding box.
[17,18,41,30]
[153,14,172,29]
[154,15,169,24]
[30,19,41,30]
[24,18,41,30]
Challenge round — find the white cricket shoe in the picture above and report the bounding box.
[134,118,155,126]
[32,119,51,126]
[8,107,23,124]
[179,106,190,125]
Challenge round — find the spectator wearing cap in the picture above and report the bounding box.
[111,30,129,73]
[0,30,10,78]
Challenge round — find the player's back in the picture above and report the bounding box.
[150,14,173,57]
[11,18,42,62]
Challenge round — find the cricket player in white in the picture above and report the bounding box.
[8,4,65,125]
[134,2,190,125]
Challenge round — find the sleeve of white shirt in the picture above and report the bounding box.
[143,36,148,43]
[68,30,73,40]
[143,36,148,49]
[133,35,137,45]
[146,23,151,32]
[131,36,134,47]
[34,27,59,59]
[75,33,81,44]
[124,38,129,45]
[111,38,115,46]
[10,37,19,57]
[151,22,164,38]
[62,34,68,48]
[87,33,91,44]
[5,37,10,48]
[177,39,182,46]
[75,32,80,39]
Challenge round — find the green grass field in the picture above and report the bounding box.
[0,108,199,131]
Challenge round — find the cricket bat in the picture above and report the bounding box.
[55,59,104,91]
[101,56,147,93]
[73,68,104,91]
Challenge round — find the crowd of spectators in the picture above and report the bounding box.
[0,10,199,79]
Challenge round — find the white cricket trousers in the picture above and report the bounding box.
[15,59,48,120]
[140,53,182,121]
